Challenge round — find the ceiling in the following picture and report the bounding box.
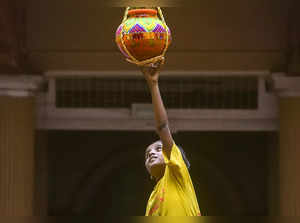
[0,0,299,75]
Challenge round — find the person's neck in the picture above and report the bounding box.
[153,168,164,182]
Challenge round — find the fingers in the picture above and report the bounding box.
[142,56,165,68]
[152,57,165,68]
[139,56,165,82]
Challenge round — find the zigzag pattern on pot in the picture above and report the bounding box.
[152,24,166,33]
[129,24,147,33]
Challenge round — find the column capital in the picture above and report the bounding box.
[271,73,300,98]
[0,75,44,97]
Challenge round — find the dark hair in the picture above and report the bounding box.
[178,145,191,170]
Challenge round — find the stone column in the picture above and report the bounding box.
[272,74,300,216]
[0,75,43,215]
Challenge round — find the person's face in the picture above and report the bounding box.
[145,141,165,176]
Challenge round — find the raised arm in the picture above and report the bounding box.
[140,58,174,158]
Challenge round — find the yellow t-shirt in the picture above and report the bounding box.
[145,143,201,216]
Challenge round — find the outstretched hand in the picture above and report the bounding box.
[140,57,165,85]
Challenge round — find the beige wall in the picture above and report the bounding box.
[0,96,35,215]
[26,0,288,71]
[279,97,300,215]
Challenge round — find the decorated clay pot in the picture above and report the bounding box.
[115,8,171,63]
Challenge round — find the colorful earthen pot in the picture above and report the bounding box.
[115,8,172,62]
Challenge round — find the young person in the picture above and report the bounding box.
[141,58,201,216]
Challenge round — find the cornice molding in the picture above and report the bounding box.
[271,73,300,98]
[0,75,44,97]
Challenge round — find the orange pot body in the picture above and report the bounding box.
[115,9,171,61]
